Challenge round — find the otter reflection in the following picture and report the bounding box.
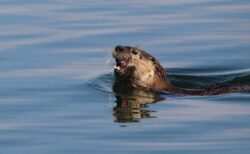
[112,82,164,123]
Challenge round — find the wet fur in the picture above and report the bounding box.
[113,46,250,95]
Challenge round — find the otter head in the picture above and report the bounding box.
[112,45,170,90]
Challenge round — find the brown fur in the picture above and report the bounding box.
[112,45,250,95]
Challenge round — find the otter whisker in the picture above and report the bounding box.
[105,57,113,66]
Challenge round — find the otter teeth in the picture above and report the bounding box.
[114,66,120,70]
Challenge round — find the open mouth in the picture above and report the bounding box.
[114,58,129,73]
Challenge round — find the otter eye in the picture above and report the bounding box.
[132,50,137,55]
[150,57,156,64]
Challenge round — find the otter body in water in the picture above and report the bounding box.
[112,45,250,95]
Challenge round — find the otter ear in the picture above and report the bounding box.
[149,57,156,64]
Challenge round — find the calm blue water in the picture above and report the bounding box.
[0,0,250,154]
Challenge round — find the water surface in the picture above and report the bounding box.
[0,0,250,154]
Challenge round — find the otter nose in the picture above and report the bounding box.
[115,45,124,52]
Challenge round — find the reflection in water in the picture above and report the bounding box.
[93,72,250,123]
[112,81,164,123]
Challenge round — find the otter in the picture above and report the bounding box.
[112,45,250,95]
